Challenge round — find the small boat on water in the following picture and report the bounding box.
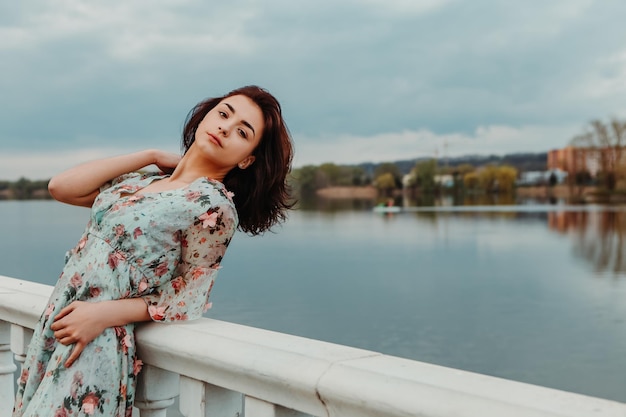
[372,206,402,214]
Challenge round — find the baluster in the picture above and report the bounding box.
[134,364,180,417]
[0,321,18,417]
[244,396,311,417]
[244,397,277,417]
[274,408,312,417]
[179,376,242,417]
[10,324,32,367]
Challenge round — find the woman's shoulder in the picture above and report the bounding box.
[99,171,163,193]
[188,178,234,202]
[129,170,166,183]
[111,170,162,186]
[185,177,238,218]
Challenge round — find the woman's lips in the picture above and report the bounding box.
[208,133,222,147]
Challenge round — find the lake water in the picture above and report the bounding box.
[0,200,625,403]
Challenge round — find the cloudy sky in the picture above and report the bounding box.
[1,0,625,179]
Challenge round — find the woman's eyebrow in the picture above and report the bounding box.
[224,102,256,137]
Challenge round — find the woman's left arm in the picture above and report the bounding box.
[50,298,150,368]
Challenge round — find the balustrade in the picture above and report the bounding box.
[1,274,625,417]
[0,321,16,417]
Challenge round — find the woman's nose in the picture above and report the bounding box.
[218,125,229,137]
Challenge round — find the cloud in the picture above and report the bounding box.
[1,0,626,170]
[578,49,626,100]
[0,1,259,55]
[293,123,580,167]
[0,146,172,181]
[356,0,452,17]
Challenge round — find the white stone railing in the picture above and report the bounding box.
[1,275,626,417]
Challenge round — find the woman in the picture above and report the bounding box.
[13,85,294,416]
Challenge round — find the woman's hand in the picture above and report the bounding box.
[51,301,108,368]
[48,149,173,207]
[153,150,182,173]
[50,298,151,368]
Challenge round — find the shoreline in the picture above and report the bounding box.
[315,186,378,199]
[0,189,52,200]
[0,184,615,203]
[315,184,603,201]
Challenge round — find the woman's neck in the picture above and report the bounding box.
[169,152,227,183]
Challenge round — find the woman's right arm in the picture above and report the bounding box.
[48,149,180,207]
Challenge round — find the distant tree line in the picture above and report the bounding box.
[292,159,520,196]
[0,178,51,199]
[359,152,547,176]
[461,165,518,193]
[292,164,370,194]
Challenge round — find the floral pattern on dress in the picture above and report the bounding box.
[13,172,238,417]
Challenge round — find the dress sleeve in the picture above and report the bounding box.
[99,172,142,193]
[142,203,238,322]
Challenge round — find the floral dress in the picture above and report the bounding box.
[13,172,238,417]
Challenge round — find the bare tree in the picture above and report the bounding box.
[572,118,626,190]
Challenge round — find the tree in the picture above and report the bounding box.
[477,165,499,192]
[463,172,479,190]
[349,166,367,186]
[11,177,33,199]
[411,159,437,192]
[575,171,591,185]
[318,163,341,186]
[494,165,518,193]
[571,118,626,190]
[374,163,402,188]
[374,173,396,195]
[292,164,370,192]
[548,172,558,187]
[292,165,318,193]
[455,164,475,176]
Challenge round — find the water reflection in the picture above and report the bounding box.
[411,206,626,277]
[297,192,564,212]
[295,193,375,212]
[549,210,626,276]
[412,207,549,223]
[385,193,521,207]
[299,192,626,277]
[407,205,626,278]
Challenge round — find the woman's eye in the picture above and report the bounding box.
[219,111,227,118]
[238,129,248,139]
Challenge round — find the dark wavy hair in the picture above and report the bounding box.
[182,85,294,235]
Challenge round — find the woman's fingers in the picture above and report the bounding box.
[53,326,76,342]
[57,336,74,346]
[65,342,85,368]
[48,301,108,366]
[55,302,76,319]
[50,312,70,331]
[52,302,78,325]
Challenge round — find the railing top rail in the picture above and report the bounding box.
[1,274,625,417]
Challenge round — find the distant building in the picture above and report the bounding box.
[434,174,454,188]
[547,146,601,177]
[402,173,414,188]
[517,170,567,186]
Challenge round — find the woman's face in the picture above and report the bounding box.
[193,94,264,172]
